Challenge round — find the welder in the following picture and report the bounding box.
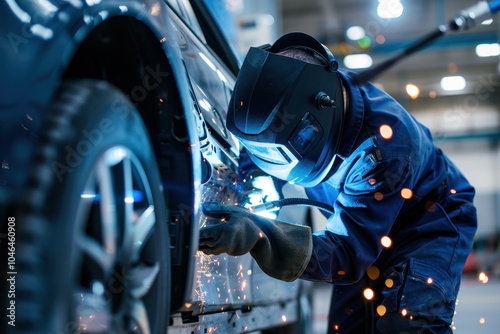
[199,32,477,334]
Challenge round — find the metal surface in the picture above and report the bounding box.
[0,0,307,332]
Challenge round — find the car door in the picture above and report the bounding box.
[165,0,254,315]
[166,0,303,321]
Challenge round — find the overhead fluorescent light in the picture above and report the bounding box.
[440,76,466,91]
[377,0,403,19]
[475,43,500,57]
[346,26,365,40]
[343,54,373,69]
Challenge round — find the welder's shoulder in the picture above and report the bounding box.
[343,142,411,197]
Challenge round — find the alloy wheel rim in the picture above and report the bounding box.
[72,146,161,334]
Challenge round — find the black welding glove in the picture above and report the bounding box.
[199,202,312,282]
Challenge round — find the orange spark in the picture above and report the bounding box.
[379,124,393,139]
[381,236,392,248]
[401,188,413,199]
[367,266,380,280]
[363,288,375,300]
[377,305,387,316]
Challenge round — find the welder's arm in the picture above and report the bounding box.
[199,202,312,282]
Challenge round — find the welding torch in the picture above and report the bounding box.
[353,0,500,85]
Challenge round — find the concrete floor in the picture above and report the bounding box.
[312,275,500,334]
[453,276,500,333]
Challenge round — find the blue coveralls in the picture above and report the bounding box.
[299,71,477,333]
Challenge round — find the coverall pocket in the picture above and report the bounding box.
[401,258,455,323]
[380,258,456,331]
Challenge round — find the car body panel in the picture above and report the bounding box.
[1,0,197,192]
[173,9,303,312]
[1,0,205,307]
[0,0,307,332]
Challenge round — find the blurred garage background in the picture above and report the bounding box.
[209,0,500,333]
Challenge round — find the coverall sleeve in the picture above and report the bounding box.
[300,150,412,283]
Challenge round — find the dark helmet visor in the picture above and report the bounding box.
[227,45,344,186]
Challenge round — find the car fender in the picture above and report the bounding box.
[0,0,201,307]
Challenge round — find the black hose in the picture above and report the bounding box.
[352,24,448,85]
[250,198,335,216]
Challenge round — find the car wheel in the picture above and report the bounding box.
[15,79,170,334]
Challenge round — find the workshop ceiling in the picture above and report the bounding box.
[281,0,500,99]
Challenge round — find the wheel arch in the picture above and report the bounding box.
[62,15,199,312]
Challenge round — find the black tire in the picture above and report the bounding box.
[15,79,170,334]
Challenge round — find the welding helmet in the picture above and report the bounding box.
[227,32,345,187]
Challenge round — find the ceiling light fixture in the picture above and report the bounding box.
[475,43,500,57]
[377,0,403,19]
[346,26,365,40]
[440,76,466,91]
[343,54,373,69]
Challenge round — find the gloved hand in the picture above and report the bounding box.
[199,202,312,282]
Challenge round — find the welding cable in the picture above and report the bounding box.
[450,0,500,30]
[249,198,335,216]
[353,0,500,85]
